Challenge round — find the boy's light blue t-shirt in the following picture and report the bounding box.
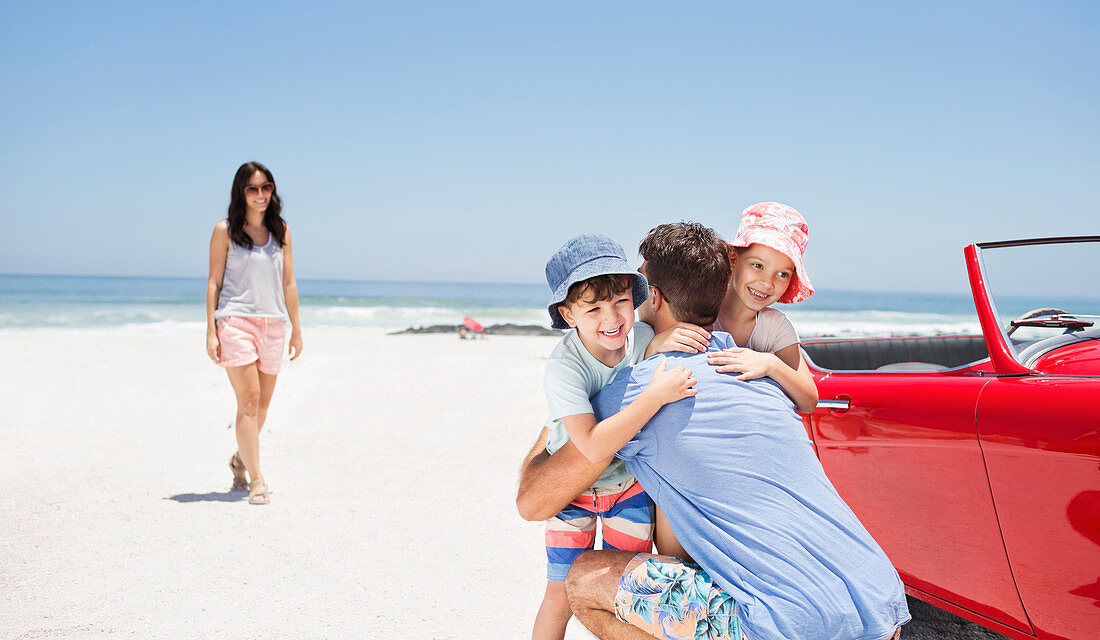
[596,332,911,640]
[544,322,655,488]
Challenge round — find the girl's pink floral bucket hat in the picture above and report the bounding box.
[731,202,814,304]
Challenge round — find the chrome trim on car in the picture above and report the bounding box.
[817,399,850,410]
[1020,328,1100,369]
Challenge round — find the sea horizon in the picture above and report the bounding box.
[1,273,1094,337]
[0,271,986,294]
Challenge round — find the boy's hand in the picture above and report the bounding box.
[644,358,698,404]
[646,323,710,358]
[708,347,780,381]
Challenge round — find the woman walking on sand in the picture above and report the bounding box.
[206,161,303,505]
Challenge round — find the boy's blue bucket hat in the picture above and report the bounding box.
[545,234,649,330]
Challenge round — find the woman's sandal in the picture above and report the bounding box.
[229,453,249,492]
[248,478,270,505]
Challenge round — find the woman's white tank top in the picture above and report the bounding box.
[214,227,290,322]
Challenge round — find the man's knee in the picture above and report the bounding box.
[565,549,634,613]
[565,550,601,605]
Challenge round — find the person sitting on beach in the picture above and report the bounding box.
[518,222,910,640]
[532,234,698,640]
[647,202,818,414]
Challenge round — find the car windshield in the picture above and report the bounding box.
[978,238,1100,362]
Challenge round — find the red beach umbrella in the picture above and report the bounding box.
[463,316,485,333]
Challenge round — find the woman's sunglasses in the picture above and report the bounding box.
[244,182,274,196]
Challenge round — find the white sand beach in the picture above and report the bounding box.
[0,328,1003,639]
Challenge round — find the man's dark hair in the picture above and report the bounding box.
[638,222,731,325]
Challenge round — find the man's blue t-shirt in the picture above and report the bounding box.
[592,332,911,640]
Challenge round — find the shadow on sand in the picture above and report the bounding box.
[166,490,247,503]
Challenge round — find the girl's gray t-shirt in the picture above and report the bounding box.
[712,306,799,353]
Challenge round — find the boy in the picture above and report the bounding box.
[532,234,697,640]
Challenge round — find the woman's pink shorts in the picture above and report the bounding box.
[217,317,287,374]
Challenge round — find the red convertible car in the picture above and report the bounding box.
[800,237,1099,640]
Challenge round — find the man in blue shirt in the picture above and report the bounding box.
[517,223,909,640]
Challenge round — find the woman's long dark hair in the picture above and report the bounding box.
[227,161,287,249]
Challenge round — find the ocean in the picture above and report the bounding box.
[0,274,1092,338]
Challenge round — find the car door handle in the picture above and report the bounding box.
[818,399,850,411]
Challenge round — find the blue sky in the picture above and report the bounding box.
[1,1,1096,293]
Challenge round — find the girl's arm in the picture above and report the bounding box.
[644,322,711,358]
[206,222,229,363]
[561,359,697,462]
[282,225,303,360]
[708,344,819,414]
[769,344,818,413]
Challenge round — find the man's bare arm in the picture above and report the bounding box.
[516,427,609,521]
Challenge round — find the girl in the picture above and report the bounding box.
[206,162,303,505]
[648,204,818,561]
[650,202,817,412]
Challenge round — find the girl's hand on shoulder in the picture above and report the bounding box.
[206,329,220,364]
[288,328,303,360]
[645,358,698,404]
[708,347,779,381]
[646,323,710,358]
